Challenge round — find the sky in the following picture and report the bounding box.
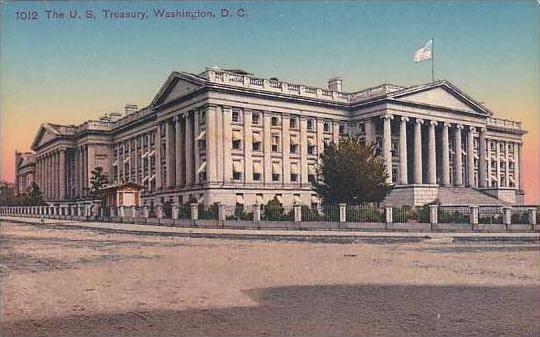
[1,1,538,203]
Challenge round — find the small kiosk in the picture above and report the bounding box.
[102,182,143,209]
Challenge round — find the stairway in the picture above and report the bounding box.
[437,187,510,206]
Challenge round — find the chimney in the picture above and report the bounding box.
[328,77,342,92]
[124,104,138,115]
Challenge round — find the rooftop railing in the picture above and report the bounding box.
[487,118,522,131]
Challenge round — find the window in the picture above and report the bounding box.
[252,112,260,125]
[308,145,315,155]
[271,116,279,126]
[232,139,242,150]
[272,134,280,152]
[308,174,316,183]
[290,117,298,129]
[199,139,206,151]
[272,174,280,182]
[233,172,242,181]
[339,124,346,134]
[323,122,330,132]
[252,142,261,151]
[232,109,241,123]
[307,119,314,130]
[290,174,299,182]
[290,144,298,154]
[253,173,261,181]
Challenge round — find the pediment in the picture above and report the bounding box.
[151,72,204,107]
[390,82,491,116]
[31,124,60,150]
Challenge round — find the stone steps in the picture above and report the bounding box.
[437,187,509,206]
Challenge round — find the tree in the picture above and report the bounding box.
[26,182,45,205]
[312,137,391,205]
[89,166,109,199]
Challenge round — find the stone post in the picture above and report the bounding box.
[172,204,179,220]
[294,203,302,223]
[528,208,537,226]
[110,206,116,217]
[502,207,511,227]
[470,206,479,226]
[253,204,261,223]
[143,205,149,218]
[119,206,125,218]
[217,203,225,224]
[429,205,438,226]
[339,203,347,223]
[190,203,198,221]
[156,204,163,219]
[385,206,393,225]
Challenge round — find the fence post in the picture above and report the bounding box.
[119,206,125,219]
[217,203,225,225]
[385,206,393,228]
[110,206,116,218]
[528,208,537,227]
[470,206,479,230]
[502,207,511,228]
[171,204,179,220]
[294,203,301,223]
[156,204,163,219]
[143,205,149,219]
[190,203,199,221]
[253,204,261,223]
[339,203,346,223]
[429,205,438,229]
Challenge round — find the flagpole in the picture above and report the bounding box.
[431,37,435,82]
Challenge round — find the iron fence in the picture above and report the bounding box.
[261,204,294,221]
[347,205,384,223]
[478,206,503,224]
[225,205,254,221]
[438,206,471,224]
[511,206,530,224]
[392,206,430,224]
[301,205,340,222]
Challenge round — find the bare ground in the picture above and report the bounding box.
[1,220,539,336]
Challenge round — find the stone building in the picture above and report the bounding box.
[14,152,36,194]
[24,67,526,207]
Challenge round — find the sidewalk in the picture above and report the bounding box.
[2,216,539,242]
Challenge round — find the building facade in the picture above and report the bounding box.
[14,152,36,194]
[24,67,526,207]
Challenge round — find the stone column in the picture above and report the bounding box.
[222,107,232,183]
[478,128,487,188]
[263,111,272,184]
[243,109,253,184]
[398,116,408,185]
[454,125,463,186]
[185,114,194,185]
[441,123,450,186]
[316,118,324,157]
[427,120,437,185]
[300,117,308,184]
[193,110,200,184]
[332,120,340,143]
[516,143,522,190]
[496,140,501,188]
[466,126,475,187]
[156,125,163,188]
[382,115,393,184]
[413,119,424,184]
[206,106,218,183]
[166,119,176,187]
[175,116,184,187]
[365,119,375,145]
[59,150,66,199]
[505,142,510,187]
[282,114,291,184]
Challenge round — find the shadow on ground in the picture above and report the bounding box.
[2,284,539,337]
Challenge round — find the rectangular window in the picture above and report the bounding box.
[252,142,261,151]
[307,119,314,131]
[232,140,242,150]
[232,109,241,123]
[308,145,315,155]
[323,122,330,132]
[290,144,298,154]
[272,174,280,182]
[233,172,242,181]
[308,174,316,183]
[272,134,280,152]
[290,117,298,129]
[252,112,260,125]
[290,174,298,182]
[253,173,261,181]
[271,115,279,126]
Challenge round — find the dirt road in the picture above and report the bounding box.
[1,220,539,336]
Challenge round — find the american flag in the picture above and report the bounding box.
[414,40,433,63]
